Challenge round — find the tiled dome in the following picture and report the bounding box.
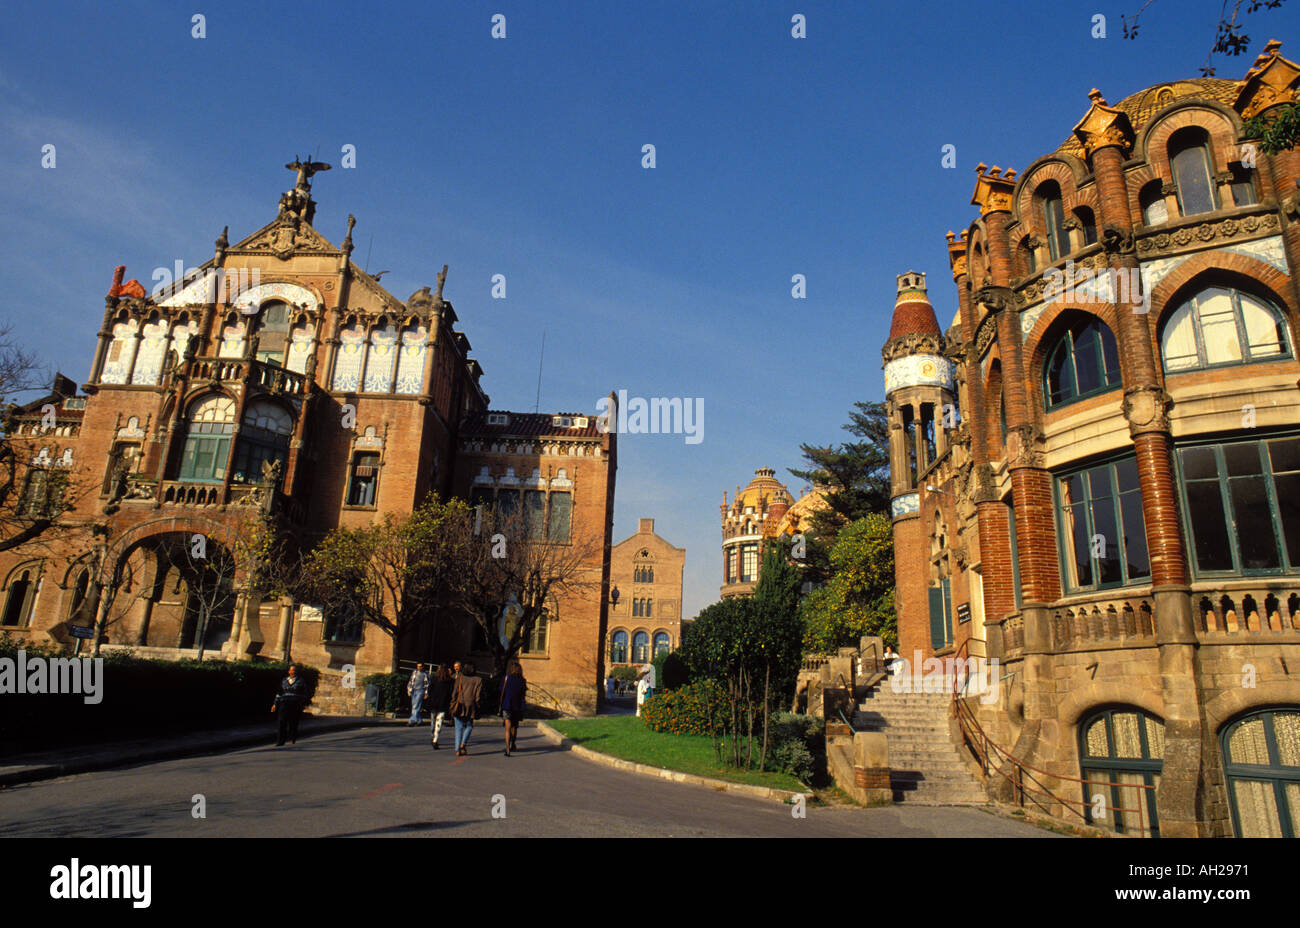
[889,271,941,339]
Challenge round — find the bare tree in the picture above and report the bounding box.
[450,503,604,677]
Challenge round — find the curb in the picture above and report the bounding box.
[536,722,812,805]
[0,717,396,788]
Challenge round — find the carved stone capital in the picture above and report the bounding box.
[1160,180,1178,198]
[1124,385,1172,436]
[1005,423,1043,470]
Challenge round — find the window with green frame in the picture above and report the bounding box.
[1221,708,1300,838]
[1080,707,1164,838]
[1044,317,1122,409]
[177,395,235,483]
[1160,287,1291,374]
[1056,457,1151,592]
[1176,435,1300,575]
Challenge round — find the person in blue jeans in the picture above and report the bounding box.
[450,661,482,756]
[407,663,429,726]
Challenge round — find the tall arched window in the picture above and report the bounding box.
[1044,317,1122,408]
[1161,287,1291,373]
[653,631,670,657]
[1080,707,1164,837]
[1221,708,1300,838]
[0,567,38,627]
[610,630,629,663]
[632,631,650,663]
[178,395,235,482]
[233,400,293,484]
[1038,181,1070,261]
[67,567,92,624]
[1169,127,1217,216]
[252,301,291,366]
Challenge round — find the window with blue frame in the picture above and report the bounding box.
[1044,318,1122,409]
[1056,457,1151,592]
[1176,436,1300,575]
[610,629,628,663]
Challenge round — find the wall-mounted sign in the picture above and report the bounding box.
[957,603,972,625]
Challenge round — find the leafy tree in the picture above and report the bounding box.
[750,539,808,768]
[800,514,897,654]
[1123,0,1289,76]
[301,494,472,666]
[788,399,892,580]
[1244,103,1300,155]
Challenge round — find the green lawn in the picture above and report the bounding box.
[548,716,808,793]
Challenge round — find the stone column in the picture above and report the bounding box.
[275,597,294,659]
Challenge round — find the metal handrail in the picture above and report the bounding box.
[949,639,1156,836]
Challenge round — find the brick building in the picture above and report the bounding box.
[886,43,1300,836]
[607,517,685,667]
[0,162,615,714]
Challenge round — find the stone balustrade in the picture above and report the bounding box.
[1050,592,1156,651]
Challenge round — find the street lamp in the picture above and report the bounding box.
[609,585,620,607]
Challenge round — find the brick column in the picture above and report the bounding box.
[1082,97,1203,835]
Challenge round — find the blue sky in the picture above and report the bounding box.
[0,0,1291,619]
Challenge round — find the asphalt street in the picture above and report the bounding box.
[0,725,1055,837]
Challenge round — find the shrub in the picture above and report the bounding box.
[640,680,729,736]
[652,650,689,692]
[765,711,825,783]
[361,672,408,713]
[609,665,642,684]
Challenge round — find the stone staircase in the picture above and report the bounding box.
[854,684,989,805]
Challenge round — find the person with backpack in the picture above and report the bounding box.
[449,661,482,756]
[427,664,454,749]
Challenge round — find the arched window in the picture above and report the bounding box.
[1073,206,1098,246]
[1160,287,1291,373]
[1044,317,1122,408]
[178,395,236,482]
[610,630,628,663]
[1140,181,1168,226]
[1038,181,1070,261]
[1169,127,1217,217]
[67,568,92,624]
[0,567,38,627]
[232,400,293,484]
[632,631,650,663]
[1221,708,1300,838]
[653,632,670,657]
[252,301,291,366]
[1079,707,1164,837]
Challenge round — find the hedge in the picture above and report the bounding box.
[0,634,318,750]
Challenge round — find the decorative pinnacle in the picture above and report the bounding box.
[1088,88,1107,106]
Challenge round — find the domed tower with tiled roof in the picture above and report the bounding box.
[882,272,955,519]
[719,467,794,599]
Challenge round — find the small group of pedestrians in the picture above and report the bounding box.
[269,658,528,755]
[407,659,528,757]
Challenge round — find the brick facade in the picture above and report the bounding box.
[886,46,1300,836]
[606,517,685,667]
[0,165,615,715]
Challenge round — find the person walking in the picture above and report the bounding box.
[271,663,308,746]
[499,661,527,756]
[427,664,453,749]
[407,662,429,726]
[449,661,482,756]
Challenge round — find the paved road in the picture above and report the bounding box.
[0,726,1055,837]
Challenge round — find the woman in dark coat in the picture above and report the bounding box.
[427,664,454,749]
[271,663,308,746]
[450,661,482,757]
[499,661,527,756]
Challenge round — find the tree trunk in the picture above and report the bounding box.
[761,663,771,770]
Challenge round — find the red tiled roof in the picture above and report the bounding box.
[889,299,941,339]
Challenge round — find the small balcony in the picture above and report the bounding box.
[189,357,308,398]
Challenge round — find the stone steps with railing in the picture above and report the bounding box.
[853,685,989,805]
